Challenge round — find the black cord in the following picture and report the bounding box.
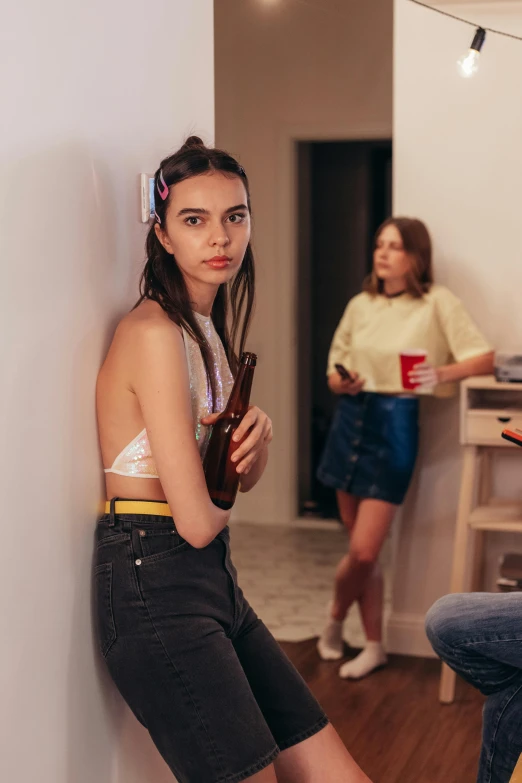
[408,0,522,42]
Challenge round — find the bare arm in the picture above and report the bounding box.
[437,351,495,384]
[409,351,495,388]
[129,320,230,549]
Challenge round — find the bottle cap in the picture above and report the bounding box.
[240,352,257,367]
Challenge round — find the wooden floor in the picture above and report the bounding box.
[280,639,484,783]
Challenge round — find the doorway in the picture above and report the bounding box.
[297,139,392,518]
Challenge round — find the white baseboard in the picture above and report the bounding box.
[386,611,437,658]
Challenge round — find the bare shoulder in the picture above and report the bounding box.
[98,300,184,389]
[108,300,182,363]
[117,299,181,343]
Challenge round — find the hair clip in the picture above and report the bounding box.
[238,165,245,176]
[155,212,161,224]
[157,169,169,201]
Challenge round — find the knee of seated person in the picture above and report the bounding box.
[425,594,465,650]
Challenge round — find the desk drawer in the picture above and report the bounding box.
[465,409,522,446]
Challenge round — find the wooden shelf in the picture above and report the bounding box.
[469,503,522,533]
[464,375,522,392]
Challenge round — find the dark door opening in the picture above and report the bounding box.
[297,139,392,519]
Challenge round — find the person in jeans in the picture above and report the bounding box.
[426,592,522,783]
[94,136,371,783]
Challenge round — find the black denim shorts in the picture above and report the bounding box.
[93,508,328,783]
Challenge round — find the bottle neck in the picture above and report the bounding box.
[225,364,255,415]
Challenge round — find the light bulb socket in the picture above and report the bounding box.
[470,27,486,53]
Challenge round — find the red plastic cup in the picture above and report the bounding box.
[400,349,428,390]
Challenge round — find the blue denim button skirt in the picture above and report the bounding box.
[317,392,419,505]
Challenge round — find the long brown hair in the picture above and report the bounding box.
[134,136,255,408]
[363,217,433,298]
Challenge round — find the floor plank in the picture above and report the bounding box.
[279,639,484,783]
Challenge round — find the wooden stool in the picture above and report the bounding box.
[439,376,522,704]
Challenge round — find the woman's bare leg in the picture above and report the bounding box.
[317,492,359,660]
[358,562,384,643]
[274,723,371,783]
[335,499,395,678]
[337,490,360,534]
[335,495,386,641]
[245,764,278,782]
[331,499,395,620]
[339,491,385,643]
[318,495,395,673]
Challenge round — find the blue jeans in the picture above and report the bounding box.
[426,593,522,783]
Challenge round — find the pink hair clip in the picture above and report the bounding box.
[157,169,169,201]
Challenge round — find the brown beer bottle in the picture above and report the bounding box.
[203,352,257,510]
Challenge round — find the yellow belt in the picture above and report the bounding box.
[104,500,172,517]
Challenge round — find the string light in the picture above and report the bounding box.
[254,0,522,73]
[408,0,522,78]
[457,27,486,79]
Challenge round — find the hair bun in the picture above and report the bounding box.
[183,135,205,150]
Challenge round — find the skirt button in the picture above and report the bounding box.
[135,559,142,566]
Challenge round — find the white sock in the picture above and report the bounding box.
[338,641,387,679]
[317,615,344,661]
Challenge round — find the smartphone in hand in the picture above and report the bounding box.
[501,428,522,447]
[335,363,354,383]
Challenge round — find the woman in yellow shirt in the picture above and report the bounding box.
[316,217,494,679]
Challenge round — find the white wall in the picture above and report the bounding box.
[215,0,394,525]
[0,2,214,781]
[391,0,522,655]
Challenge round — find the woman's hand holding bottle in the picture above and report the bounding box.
[201,405,272,477]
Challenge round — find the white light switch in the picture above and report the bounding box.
[140,173,155,223]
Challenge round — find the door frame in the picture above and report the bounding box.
[272,122,392,525]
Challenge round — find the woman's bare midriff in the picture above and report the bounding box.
[104,474,167,503]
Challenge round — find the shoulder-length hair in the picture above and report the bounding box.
[363,217,433,298]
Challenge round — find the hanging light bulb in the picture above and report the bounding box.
[457,27,486,78]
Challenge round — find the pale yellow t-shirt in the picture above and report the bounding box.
[327,285,492,397]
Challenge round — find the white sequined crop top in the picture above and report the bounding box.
[104,313,234,479]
